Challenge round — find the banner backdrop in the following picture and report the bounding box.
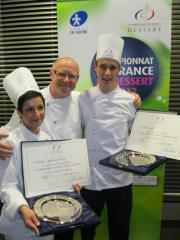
[57,0,171,111]
[57,0,171,239]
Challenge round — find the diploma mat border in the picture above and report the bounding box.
[99,150,167,176]
[27,191,100,236]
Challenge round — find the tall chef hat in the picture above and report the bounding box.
[3,67,39,107]
[96,33,124,64]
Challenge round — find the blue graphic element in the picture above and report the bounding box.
[90,37,159,101]
[70,11,88,27]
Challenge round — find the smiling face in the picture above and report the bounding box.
[18,96,45,134]
[94,58,120,93]
[50,57,79,99]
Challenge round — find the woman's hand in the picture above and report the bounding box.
[18,205,40,236]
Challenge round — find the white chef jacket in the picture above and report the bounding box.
[79,86,136,190]
[0,124,51,236]
[1,86,82,140]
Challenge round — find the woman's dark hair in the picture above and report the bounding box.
[17,90,45,113]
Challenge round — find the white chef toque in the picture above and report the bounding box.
[3,67,39,107]
[96,33,124,64]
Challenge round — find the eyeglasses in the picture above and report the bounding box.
[54,70,78,80]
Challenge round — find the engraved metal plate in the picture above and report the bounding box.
[33,195,83,224]
[115,151,156,167]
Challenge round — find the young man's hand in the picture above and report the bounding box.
[73,183,82,195]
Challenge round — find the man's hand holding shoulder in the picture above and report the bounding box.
[0,131,13,159]
[128,91,142,109]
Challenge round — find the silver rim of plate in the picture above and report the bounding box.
[33,195,83,224]
[115,151,156,167]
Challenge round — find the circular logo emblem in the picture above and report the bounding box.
[90,37,159,101]
[70,11,88,27]
[135,8,155,21]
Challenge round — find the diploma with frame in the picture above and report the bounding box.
[99,110,180,175]
[21,139,100,236]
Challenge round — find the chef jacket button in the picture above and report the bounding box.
[53,121,57,124]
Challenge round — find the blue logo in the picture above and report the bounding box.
[70,11,88,27]
[90,37,159,101]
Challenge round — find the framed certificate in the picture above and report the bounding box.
[127,110,180,160]
[21,139,100,236]
[100,110,174,175]
[21,139,90,198]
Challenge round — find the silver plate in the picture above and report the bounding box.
[115,151,156,167]
[33,195,83,224]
